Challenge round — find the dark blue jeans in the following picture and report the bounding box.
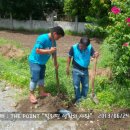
[72,68,89,102]
[29,62,46,91]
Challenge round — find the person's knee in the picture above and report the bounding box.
[73,81,80,89]
[84,84,89,88]
[31,77,39,82]
[31,69,40,82]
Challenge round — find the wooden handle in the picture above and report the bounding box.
[91,58,97,96]
[51,31,60,93]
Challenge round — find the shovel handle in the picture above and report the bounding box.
[91,57,98,96]
[50,31,60,93]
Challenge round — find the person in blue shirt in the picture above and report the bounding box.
[28,26,64,104]
[66,36,99,104]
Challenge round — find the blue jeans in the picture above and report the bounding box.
[29,62,46,91]
[72,68,89,102]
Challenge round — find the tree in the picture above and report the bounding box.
[89,0,111,18]
[0,0,13,18]
[0,0,64,20]
[64,0,91,22]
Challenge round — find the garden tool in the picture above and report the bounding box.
[50,27,60,95]
[90,57,99,104]
[56,108,72,117]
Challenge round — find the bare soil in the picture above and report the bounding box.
[0,30,101,57]
[16,96,130,130]
[0,30,130,130]
[0,44,24,58]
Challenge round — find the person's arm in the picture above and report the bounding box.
[93,51,99,58]
[91,47,99,59]
[66,46,73,75]
[36,47,56,55]
[35,38,57,55]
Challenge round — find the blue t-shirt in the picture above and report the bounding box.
[69,43,95,70]
[28,34,56,65]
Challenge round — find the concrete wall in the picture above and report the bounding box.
[0,19,86,33]
[0,19,13,29]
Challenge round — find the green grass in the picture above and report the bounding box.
[0,37,130,111]
[0,55,29,87]
[65,30,86,36]
[0,38,24,49]
[97,43,113,68]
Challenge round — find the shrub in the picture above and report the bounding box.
[103,0,130,86]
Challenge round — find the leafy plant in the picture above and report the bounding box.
[103,0,130,86]
[89,0,111,19]
[85,22,107,38]
[64,0,91,22]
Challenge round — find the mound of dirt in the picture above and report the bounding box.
[0,44,24,58]
[16,96,130,130]
[16,95,70,112]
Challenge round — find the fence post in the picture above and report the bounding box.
[29,14,33,30]
[51,14,54,27]
[75,15,78,32]
[10,13,14,30]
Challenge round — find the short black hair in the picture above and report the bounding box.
[80,36,90,46]
[51,26,65,37]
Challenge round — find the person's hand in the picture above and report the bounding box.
[49,47,56,54]
[66,67,70,76]
[91,57,94,61]
[94,52,99,58]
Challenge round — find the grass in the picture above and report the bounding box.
[0,55,29,87]
[65,30,86,36]
[97,43,113,68]
[0,38,24,49]
[0,37,130,111]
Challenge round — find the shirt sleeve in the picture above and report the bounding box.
[91,46,95,56]
[68,46,74,57]
[35,42,43,49]
[35,38,47,49]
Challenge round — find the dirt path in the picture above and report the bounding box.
[0,30,101,57]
